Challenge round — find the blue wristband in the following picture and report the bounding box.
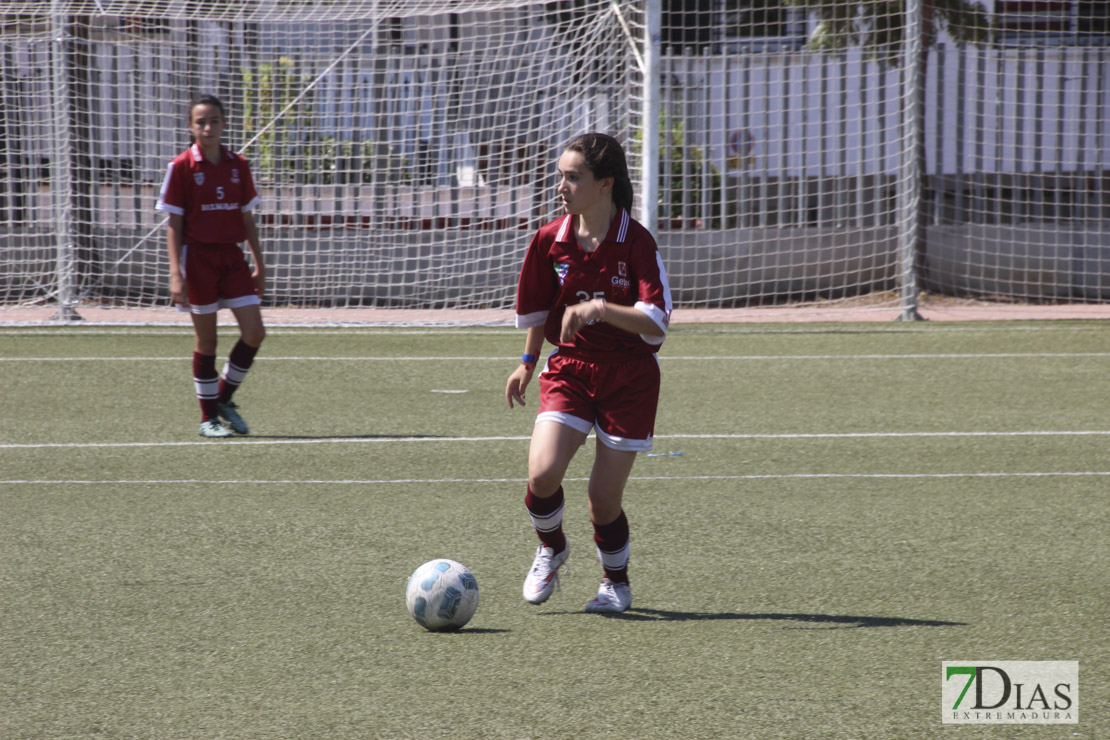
[522,353,538,365]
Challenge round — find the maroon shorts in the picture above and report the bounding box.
[180,242,260,314]
[537,351,661,452]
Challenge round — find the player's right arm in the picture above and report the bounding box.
[506,325,544,409]
[508,227,556,409]
[166,213,188,306]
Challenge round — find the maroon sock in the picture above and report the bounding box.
[525,486,566,553]
[218,340,259,404]
[193,352,219,421]
[593,511,630,584]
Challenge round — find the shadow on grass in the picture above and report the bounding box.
[549,608,966,629]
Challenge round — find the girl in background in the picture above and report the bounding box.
[157,94,266,438]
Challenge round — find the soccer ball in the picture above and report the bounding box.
[405,559,479,631]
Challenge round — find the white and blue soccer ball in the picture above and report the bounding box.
[405,559,479,632]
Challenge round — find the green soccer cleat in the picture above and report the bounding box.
[198,419,233,438]
[217,401,249,435]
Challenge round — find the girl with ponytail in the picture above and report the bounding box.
[505,132,673,614]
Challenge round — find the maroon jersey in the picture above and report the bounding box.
[515,208,672,359]
[156,144,260,245]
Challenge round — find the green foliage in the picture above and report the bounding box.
[241,59,417,186]
[635,109,733,228]
[783,0,993,63]
[242,56,319,182]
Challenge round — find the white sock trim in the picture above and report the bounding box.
[596,541,630,572]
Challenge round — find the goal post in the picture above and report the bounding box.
[1,0,1108,323]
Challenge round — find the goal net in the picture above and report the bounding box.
[651,0,1109,314]
[1,0,1108,322]
[1,0,638,318]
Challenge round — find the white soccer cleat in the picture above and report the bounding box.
[523,542,570,604]
[198,419,233,438]
[585,578,632,613]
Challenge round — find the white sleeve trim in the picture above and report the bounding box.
[241,195,261,213]
[634,300,668,346]
[515,310,548,329]
[155,162,181,214]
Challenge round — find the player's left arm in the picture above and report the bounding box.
[240,212,265,298]
[560,299,662,343]
[630,245,672,345]
[561,246,671,343]
[239,161,266,298]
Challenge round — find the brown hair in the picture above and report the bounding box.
[187,93,226,121]
[564,133,633,213]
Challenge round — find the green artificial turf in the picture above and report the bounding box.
[1,321,1106,738]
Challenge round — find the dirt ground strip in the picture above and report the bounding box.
[4,299,1110,326]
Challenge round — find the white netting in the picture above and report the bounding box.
[638,1,1108,309]
[923,42,1110,302]
[1,1,637,312]
[2,0,1108,321]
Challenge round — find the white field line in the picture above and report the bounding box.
[3,430,1110,451]
[0,328,517,336]
[1,324,1106,337]
[5,472,1110,485]
[0,435,530,449]
[4,353,1110,362]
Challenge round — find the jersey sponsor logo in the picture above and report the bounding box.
[231,168,240,184]
[618,261,627,277]
[201,202,241,211]
[554,261,569,286]
[194,172,205,185]
[611,275,631,288]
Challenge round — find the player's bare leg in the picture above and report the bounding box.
[190,310,219,356]
[528,419,588,498]
[522,420,587,604]
[586,441,636,526]
[230,303,265,348]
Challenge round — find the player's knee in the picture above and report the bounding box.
[528,468,563,498]
[242,325,265,347]
[587,496,623,527]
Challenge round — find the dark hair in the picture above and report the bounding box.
[564,133,634,213]
[187,93,226,121]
